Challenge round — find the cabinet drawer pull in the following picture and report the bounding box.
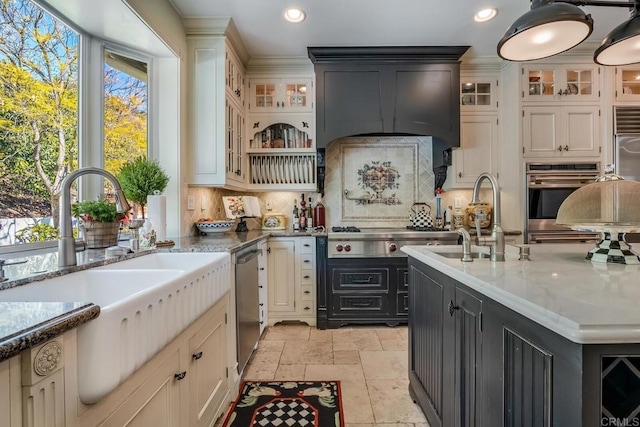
[352,276,373,284]
[259,303,264,306]
[260,320,264,324]
[303,259,311,263]
[304,275,310,279]
[304,290,311,294]
[304,306,311,311]
[351,300,373,307]
[458,172,462,178]
[564,145,569,151]
[303,243,311,247]
[260,267,265,270]
[192,352,203,361]
[174,371,187,381]
[448,300,460,316]
[557,146,563,152]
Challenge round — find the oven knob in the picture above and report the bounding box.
[389,243,398,252]
[344,244,351,252]
[336,244,344,252]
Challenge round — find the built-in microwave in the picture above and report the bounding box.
[525,162,601,243]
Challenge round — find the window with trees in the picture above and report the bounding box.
[0,0,152,248]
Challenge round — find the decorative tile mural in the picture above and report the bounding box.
[340,142,418,221]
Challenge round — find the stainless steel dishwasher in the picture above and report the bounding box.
[235,244,261,373]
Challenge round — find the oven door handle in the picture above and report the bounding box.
[528,182,587,188]
[529,234,599,242]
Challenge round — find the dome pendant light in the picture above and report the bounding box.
[498,0,593,61]
[594,2,640,65]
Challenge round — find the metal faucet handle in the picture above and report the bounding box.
[517,244,530,261]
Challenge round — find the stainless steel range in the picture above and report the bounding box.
[327,227,459,258]
[318,227,460,329]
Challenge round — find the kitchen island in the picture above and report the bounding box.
[402,243,640,427]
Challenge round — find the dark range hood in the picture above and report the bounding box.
[308,46,469,192]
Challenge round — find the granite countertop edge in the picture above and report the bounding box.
[0,303,100,362]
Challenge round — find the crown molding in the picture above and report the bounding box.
[182,17,249,64]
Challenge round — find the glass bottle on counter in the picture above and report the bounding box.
[292,199,300,231]
[299,194,307,229]
[307,196,313,229]
[313,194,326,227]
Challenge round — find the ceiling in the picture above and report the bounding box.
[168,0,634,63]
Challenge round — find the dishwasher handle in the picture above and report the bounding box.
[236,249,261,264]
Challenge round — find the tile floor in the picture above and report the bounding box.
[216,323,429,427]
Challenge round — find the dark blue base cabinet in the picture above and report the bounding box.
[408,257,640,427]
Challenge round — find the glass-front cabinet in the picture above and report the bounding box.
[522,64,600,103]
[460,73,498,111]
[615,66,640,102]
[248,78,313,112]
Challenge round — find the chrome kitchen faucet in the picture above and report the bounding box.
[58,167,131,268]
[471,172,505,262]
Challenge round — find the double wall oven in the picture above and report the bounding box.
[317,227,459,329]
[526,162,600,243]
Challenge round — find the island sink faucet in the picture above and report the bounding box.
[58,167,131,268]
[472,172,505,262]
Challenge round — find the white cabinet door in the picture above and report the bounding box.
[562,106,600,157]
[225,46,245,107]
[267,238,296,313]
[449,114,498,186]
[100,346,184,427]
[523,105,600,158]
[225,99,245,185]
[0,356,20,427]
[523,106,562,157]
[189,306,228,427]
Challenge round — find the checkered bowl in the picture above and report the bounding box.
[195,220,235,234]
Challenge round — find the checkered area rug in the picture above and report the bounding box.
[222,381,344,427]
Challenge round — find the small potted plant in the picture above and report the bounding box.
[71,199,125,248]
[116,157,169,219]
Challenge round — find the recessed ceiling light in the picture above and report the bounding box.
[284,8,306,23]
[474,8,498,23]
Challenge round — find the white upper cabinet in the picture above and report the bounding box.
[448,114,499,187]
[187,35,246,189]
[247,78,314,113]
[522,64,600,103]
[522,105,600,158]
[460,76,498,112]
[614,66,640,102]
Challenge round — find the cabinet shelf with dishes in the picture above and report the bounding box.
[245,114,317,190]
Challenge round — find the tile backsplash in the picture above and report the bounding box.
[184,136,492,235]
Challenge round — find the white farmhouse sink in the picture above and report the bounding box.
[0,252,231,404]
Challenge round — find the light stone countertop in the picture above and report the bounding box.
[401,243,640,345]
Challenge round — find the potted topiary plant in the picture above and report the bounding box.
[116,157,170,219]
[71,199,125,248]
